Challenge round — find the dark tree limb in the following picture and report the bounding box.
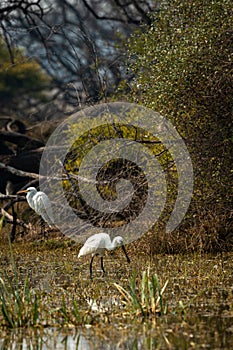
[0,162,39,179]
[0,0,44,20]
[0,130,44,149]
[10,201,17,242]
[0,116,26,134]
[1,207,30,230]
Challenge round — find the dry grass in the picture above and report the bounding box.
[0,234,233,348]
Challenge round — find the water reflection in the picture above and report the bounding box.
[0,326,160,350]
[1,314,233,350]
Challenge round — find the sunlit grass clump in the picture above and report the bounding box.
[0,276,39,328]
[0,241,39,328]
[115,268,168,318]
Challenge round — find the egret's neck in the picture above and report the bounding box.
[27,191,36,201]
[26,190,37,208]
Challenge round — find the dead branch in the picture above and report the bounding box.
[1,208,30,229]
[0,161,114,185]
[0,162,39,179]
[0,130,44,149]
[0,193,26,201]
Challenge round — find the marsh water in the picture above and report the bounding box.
[0,241,233,349]
[1,313,233,349]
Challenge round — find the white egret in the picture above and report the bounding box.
[17,187,54,227]
[78,233,130,278]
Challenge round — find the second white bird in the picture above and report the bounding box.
[17,187,54,227]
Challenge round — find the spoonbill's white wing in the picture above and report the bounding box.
[78,233,111,258]
[33,191,54,226]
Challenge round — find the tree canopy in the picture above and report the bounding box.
[0,0,157,108]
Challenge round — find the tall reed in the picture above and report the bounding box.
[0,238,40,328]
[115,268,168,317]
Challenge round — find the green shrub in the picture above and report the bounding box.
[121,0,232,246]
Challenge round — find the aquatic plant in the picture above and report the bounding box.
[57,294,82,326]
[0,240,40,328]
[115,268,168,317]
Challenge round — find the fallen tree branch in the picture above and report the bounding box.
[1,207,30,229]
[0,130,44,149]
[0,193,26,201]
[0,162,39,179]
[0,161,113,185]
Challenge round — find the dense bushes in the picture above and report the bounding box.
[123,0,232,249]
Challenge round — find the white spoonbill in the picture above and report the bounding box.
[17,187,54,227]
[78,233,130,278]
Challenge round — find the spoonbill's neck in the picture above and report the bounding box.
[110,237,122,249]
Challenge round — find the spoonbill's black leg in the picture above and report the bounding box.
[90,255,95,279]
[122,244,130,263]
[100,256,105,276]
